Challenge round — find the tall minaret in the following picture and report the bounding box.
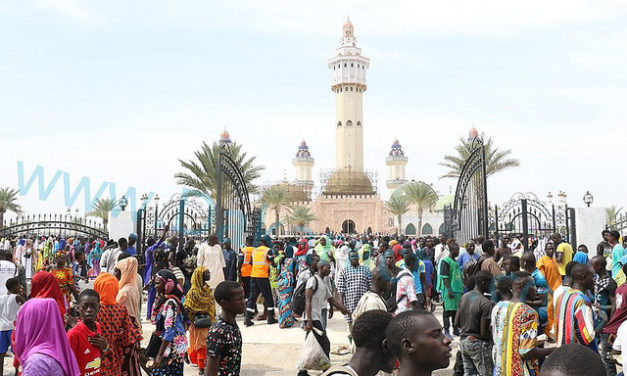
[386,139,408,191]
[292,140,315,192]
[328,18,369,172]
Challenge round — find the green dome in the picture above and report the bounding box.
[434,194,453,211]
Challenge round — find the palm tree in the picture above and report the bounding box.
[439,133,520,179]
[288,205,317,234]
[606,205,624,226]
[87,198,117,227]
[403,181,438,236]
[175,141,264,203]
[0,187,21,229]
[386,196,409,236]
[261,184,292,237]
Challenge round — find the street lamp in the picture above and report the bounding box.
[119,195,128,211]
[583,191,593,207]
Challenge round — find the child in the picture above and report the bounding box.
[205,280,246,376]
[0,277,25,376]
[67,289,108,376]
[73,250,90,278]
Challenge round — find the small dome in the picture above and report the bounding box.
[300,140,307,147]
[295,140,312,158]
[220,130,231,142]
[343,17,354,37]
[469,127,479,139]
[388,139,405,157]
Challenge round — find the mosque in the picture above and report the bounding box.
[262,19,451,236]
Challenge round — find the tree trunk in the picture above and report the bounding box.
[0,210,4,230]
[397,215,402,236]
[275,209,280,237]
[417,207,423,236]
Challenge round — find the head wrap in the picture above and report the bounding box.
[393,244,403,262]
[152,269,184,321]
[284,245,294,259]
[14,299,80,376]
[94,273,119,305]
[183,267,215,323]
[115,257,139,319]
[295,239,309,256]
[30,271,66,316]
[314,235,334,261]
[223,238,231,245]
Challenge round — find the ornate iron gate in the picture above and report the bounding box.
[450,137,489,242]
[215,139,256,250]
[0,214,108,239]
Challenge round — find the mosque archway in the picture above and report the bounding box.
[439,223,446,235]
[325,227,330,234]
[342,219,356,234]
[422,223,433,235]
[367,227,372,234]
[405,223,416,235]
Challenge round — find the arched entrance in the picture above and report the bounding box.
[342,219,356,234]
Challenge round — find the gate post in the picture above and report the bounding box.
[216,145,224,242]
[178,199,185,253]
[568,207,577,249]
[494,205,499,239]
[521,199,529,253]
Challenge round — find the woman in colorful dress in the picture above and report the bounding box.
[94,273,142,376]
[277,245,295,328]
[87,240,104,276]
[150,269,188,376]
[115,256,143,375]
[49,252,78,304]
[183,266,215,373]
[13,298,80,376]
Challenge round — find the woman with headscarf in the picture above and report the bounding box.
[13,298,81,376]
[295,238,309,275]
[314,236,335,263]
[277,245,296,328]
[358,243,375,270]
[183,266,215,373]
[30,270,67,318]
[94,273,142,376]
[87,240,104,277]
[149,269,188,376]
[115,257,143,375]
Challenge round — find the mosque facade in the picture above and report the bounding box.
[262,20,449,236]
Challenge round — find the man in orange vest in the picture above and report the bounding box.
[239,236,255,304]
[245,235,277,326]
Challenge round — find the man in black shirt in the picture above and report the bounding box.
[455,271,494,376]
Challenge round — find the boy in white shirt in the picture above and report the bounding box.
[0,277,26,375]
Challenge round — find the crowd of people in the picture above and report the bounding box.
[0,227,625,376]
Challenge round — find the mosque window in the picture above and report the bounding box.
[350,87,353,91]
[405,224,417,235]
[351,63,354,67]
[388,218,394,227]
[358,64,360,68]
[346,120,353,126]
[333,66,335,70]
[337,121,342,127]
[438,223,446,235]
[421,223,433,235]
[344,63,347,67]
[357,121,361,127]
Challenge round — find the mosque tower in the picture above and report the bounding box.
[386,139,408,190]
[292,140,315,192]
[328,18,369,172]
[322,18,374,196]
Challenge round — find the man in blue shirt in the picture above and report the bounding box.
[457,241,480,269]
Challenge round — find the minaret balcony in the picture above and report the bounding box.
[386,155,408,163]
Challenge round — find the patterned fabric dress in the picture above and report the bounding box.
[151,298,189,376]
[555,287,597,351]
[277,258,295,328]
[491,301,540,376]
[97,303,142,376]
[50,267,74,304]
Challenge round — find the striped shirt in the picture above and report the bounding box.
[555,287,597,351]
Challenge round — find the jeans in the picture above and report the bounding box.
[459,336,493,376]
[246,277,275,314]
[601,333,617,376]
[321,308,328,329]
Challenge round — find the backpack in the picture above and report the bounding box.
[385,270,412,313]
[293,276,319,316]
[463,256,485,281]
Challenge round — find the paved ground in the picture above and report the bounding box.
[3,302,456,376]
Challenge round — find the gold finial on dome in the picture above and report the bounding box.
[468,127,479,139]
[220,129,231,143]
[343,16,354,37]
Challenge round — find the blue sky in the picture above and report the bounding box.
[1,0,626,216]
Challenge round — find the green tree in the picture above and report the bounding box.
[438,134,520,179]
[606,205,624,226]
[0,187,21,229]
[386,196,410,236]
[87,198,117,227]
[403,181,438,236]
[288,205,317,234]
[261,184,292,237]
[175,141,264,203]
